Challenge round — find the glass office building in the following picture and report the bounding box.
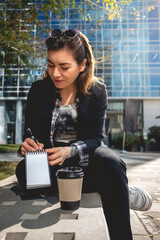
[0,0,160,143]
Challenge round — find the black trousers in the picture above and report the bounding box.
[16,146,132,240]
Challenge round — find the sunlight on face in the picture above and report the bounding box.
[47,49,86,92]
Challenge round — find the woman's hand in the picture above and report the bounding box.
[45,147,71,166]
[21,138,44,156]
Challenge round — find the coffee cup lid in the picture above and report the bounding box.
[56,167,84,179]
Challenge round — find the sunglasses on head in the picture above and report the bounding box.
[50,29,79,39]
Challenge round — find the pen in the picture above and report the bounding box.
[26,128,39,144]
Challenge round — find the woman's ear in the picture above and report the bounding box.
[80,58,87,72]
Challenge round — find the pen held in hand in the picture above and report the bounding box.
[26,128,39,145]
[26,128,44,151]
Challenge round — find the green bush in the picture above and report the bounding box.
[148,126,160,144]
[125,134,139,147]
[145,138,156,144]
[112,133,139,150]
[112,133,123,149]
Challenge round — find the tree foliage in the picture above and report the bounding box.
[0,0,76,67]
[85,0,132,20]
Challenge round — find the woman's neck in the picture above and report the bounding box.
[59,85,77,106]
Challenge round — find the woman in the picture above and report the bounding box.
[16,29,132,239]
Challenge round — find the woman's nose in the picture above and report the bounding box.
[52,67,61,78]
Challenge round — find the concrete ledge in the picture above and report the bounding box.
[0,175,17,187]
[0,177,110,240]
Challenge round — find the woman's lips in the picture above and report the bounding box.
[54,79,63,83]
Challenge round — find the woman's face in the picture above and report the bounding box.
[47,49,86,91]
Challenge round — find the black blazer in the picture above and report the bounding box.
[23,75,107,154]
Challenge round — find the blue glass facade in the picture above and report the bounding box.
[1,0,159,99]
[48,0,160,98]
[0,0,160,143]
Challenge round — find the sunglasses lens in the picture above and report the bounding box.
[50,29,79,39]
[64,29,79,38]
[51,29,62,38]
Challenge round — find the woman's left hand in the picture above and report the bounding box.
[45,147,71,166]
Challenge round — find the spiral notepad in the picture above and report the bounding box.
[25,151,51,189]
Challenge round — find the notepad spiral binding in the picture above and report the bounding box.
[26,150,46,155]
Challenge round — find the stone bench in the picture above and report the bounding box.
[0,175,110,240]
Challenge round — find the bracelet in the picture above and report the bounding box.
[70,146,77,158]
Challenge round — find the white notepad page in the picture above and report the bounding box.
[25,151,51,189]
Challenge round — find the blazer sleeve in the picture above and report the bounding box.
[17,82,41,155]
[23,82,39,140]
[78,82,108,154]
[23,80,47,142]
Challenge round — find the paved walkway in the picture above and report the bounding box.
[0,150,160,239]
[118,150,160,240]
[0,152,20,162]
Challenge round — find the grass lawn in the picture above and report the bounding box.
[0,144,19,152]
[0,161,18,180]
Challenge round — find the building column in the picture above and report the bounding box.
[15,100,23,144]
[0,101,6,144]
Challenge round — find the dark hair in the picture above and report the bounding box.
[44,31,97,94]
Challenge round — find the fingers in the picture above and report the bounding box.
[48,152,61,161]
[47,149,61,162]
[48,157,63,166]
[20,138,43,155]
[45,147,64,166]
[21,147,26,156]
[45,147,59,154]
[38,142,44,150]
[26,138,39,149]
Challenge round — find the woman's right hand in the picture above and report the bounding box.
[20,138,44,156]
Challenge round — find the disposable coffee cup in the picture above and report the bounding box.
[56,167,84,210]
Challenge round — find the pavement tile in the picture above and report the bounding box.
[32,200,48,206]
[153,234,160,240]
[2,186,13,189]
[151,202,160,212]
[53,232,75,240]
[1,201,17,206]
[136,211,160,236]
[20,214,40,220]
[133,235,151,240]
[130,210,147,235]
[59,214,79,220]
[5,232,27,240]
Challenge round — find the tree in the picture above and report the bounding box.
[0,0,76,67]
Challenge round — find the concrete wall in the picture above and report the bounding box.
[143,99,160,136]
[15,100,23,144]
[0,100,23,144]
[0,101,6,144]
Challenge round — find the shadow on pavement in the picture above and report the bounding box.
[0,182,60,232]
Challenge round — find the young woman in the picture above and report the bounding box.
[16,29,133,239]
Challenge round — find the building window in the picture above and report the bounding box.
[5,101,16,144]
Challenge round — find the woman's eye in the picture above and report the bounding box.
[48,65,54,68]
[62,68,69,70]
